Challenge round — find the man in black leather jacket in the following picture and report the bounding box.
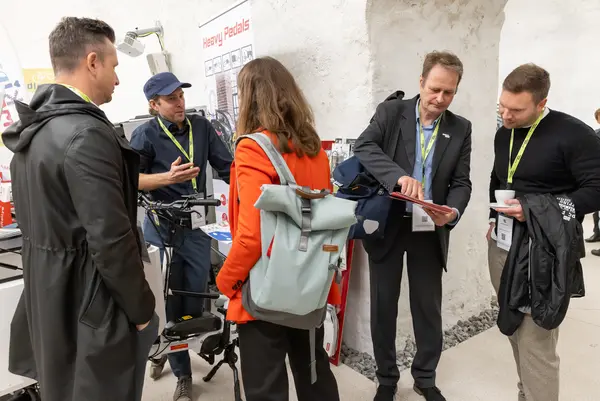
[2,17,156,401]
[487,64,600,401]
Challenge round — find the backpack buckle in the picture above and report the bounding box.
[299,198,312,252]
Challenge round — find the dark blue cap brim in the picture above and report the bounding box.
[154,81,192,97]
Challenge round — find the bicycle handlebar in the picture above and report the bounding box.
[138,193,221,211]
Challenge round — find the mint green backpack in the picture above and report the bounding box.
[235,133,357,383]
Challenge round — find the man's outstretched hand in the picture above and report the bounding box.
[168,156,200,184]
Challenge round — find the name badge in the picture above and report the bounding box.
[191,206,206,230]
[497,215,513,251]
[412,202,435,232]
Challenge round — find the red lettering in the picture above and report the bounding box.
[1,99,13,128]
[202,33,224,49]
[223,18,250,41]
[204,18,250,47]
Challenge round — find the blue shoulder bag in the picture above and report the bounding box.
[333,90,405,240]
[332,157,392,240]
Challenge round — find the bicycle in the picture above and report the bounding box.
[138,192,243,401]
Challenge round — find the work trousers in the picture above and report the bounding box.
[237,320,340,401]
[487,239,560,401]
[143,216,212,378]
[369,217,444,388]
[593,212,599,235]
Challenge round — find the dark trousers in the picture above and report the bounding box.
[593,212,599,235]
[237,320,340,401]
[369,217,443,388]
[143,217,212,378]
[134,313,159,401]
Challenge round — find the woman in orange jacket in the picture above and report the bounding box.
[215,56,341,401]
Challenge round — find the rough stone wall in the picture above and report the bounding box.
[342,0,508,355]
[250,0,374,143]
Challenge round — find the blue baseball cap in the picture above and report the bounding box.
[143,72,191,101]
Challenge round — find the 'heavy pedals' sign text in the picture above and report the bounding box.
[203,18,251,49]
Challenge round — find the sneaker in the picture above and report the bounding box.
[374,384,396,401]
[149,355,167,380]
[173,376,192,401]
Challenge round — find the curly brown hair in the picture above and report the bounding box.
[236,56,321,157]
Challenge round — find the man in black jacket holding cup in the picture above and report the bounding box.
[487,63,600,401]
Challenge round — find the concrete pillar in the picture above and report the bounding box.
[343,0,509,355]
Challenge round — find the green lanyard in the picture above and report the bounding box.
[419,116,442,190]
[507,111,545,185]
[157,117,197,192]
[61,84,93,103]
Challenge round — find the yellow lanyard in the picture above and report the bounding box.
[508,111,545,185]
[419,115,442,190]
[61,84,93,103]
[157,117,197,192]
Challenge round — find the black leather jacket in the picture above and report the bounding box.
[3,84,155,401]
[497,193,585,336]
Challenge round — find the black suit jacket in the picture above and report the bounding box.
[353,94,472,268]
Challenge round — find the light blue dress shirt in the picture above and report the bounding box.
[412,100,439,202]
[408,100,459,225]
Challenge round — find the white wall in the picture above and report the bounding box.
[499,0,600,128]
[1,0,510,357]
[0,0,237,124]
[0,0,374,134]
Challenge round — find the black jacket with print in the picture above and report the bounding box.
[497,193,585,336]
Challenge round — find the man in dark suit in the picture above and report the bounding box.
[353,51,473,401]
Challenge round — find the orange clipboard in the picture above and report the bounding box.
[389,191,453,214]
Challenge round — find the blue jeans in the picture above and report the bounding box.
[142,216,212,378]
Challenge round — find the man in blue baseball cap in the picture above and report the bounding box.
[130,72,233,401]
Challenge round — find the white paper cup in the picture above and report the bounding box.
[495,190,515,206]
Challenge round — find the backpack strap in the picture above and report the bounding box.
[309,327,317,384]
[235,132,314,251]
[237,132,297,186]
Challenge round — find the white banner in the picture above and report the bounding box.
[199,0,254,146]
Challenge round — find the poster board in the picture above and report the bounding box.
[0,29,26,138]
[199,0,254,257]
[199,0,254,154]
[22,68,54,94]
